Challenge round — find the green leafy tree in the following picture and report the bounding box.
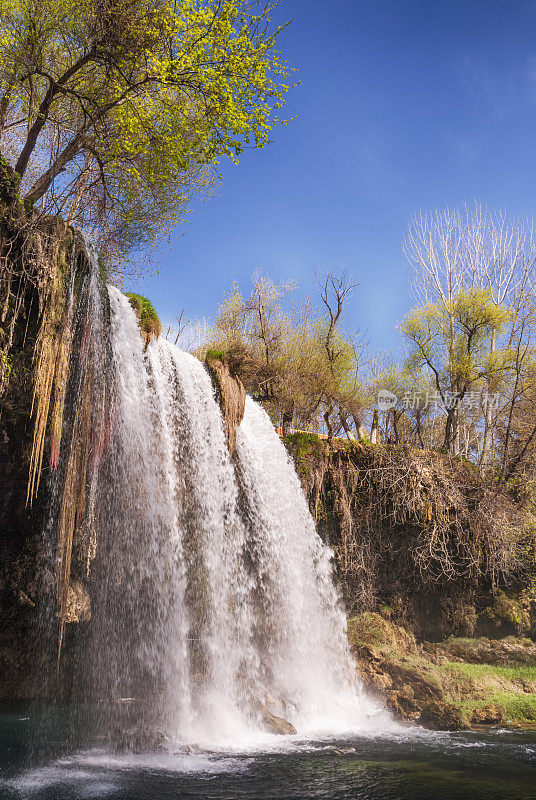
[401,288,511,455]
[0,0,290,264]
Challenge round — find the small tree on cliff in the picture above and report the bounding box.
[0,0,290,266]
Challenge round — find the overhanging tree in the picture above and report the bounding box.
[0,0,290,263]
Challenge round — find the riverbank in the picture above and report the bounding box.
[349,612,536,730]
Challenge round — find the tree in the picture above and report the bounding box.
[494,313,536,485]
[0,0,290,265]
[401,288,510,455]
[369,365,436,446]
[316,271,363,439]
[404,202,536,463]
[197,270,366,438]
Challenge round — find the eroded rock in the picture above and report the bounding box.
[471,704,505,725]
[205,354,246,455]
[64,578,91,623]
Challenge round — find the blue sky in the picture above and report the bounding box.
[130,0,536,352]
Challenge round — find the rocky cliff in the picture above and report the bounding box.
[284,433,536,642]
[0,222,109,698]
[283,433,536,729]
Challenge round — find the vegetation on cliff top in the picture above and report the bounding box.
[197,204,536,508]
[126,293,161,344]
[196,271,366,438]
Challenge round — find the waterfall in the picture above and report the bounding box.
[49,254,386,751]
[235,398,378,734]
[78,285,385,747]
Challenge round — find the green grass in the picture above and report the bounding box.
[442,663,536,682]
[440,662,536,724]
[205,349,225,361]
[462,692,536,723]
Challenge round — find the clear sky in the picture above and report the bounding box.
[129,0,536,353]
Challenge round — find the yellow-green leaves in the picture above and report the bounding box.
[0,0,290,262]
[401,288,512,403]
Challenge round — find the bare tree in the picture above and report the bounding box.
[315,270,367,440]
[173,310,190,346]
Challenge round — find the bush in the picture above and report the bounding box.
[125,293,161,343]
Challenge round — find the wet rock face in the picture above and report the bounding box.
[64,579,91,623]
[419,701,468,731]
[205,355,246,455]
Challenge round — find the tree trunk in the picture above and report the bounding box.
[282,408,293,437]
[415,409,424,448]
[370,409,379,444]
[444,407,459,454]
[324,408,334,441]
[339,412,356,441]
[480,330,496,468]
[14,51,94,180]
[24,132,85,207]
[453,410,460,456]
[351,413,367,441]
[392,410,401,444]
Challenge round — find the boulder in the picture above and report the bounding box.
[419,701,469,731]
[261,707,297,735]
[471,704,505,725]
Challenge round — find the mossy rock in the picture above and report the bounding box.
[125,293,161,344]
[284,431,326,481]
[347,612,417,655]
[205,348,225,362]
[478,590,532,637]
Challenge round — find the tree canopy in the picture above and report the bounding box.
[0,0,289,265]
[195,271,366,436]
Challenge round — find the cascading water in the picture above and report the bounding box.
[78,285,386,748]
[45,244,387,752]
[235,398,381,735]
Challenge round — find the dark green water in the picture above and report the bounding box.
[1,708,535,800]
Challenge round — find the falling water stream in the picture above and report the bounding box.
[86,286,384,748]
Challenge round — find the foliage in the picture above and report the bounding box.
[402,289,510,401]
[0,0,290,268]
[205,348,225,361]
[284,431,325,478]
[196,271,365,436]
[400,288,512,453]
[126,292,161,341]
